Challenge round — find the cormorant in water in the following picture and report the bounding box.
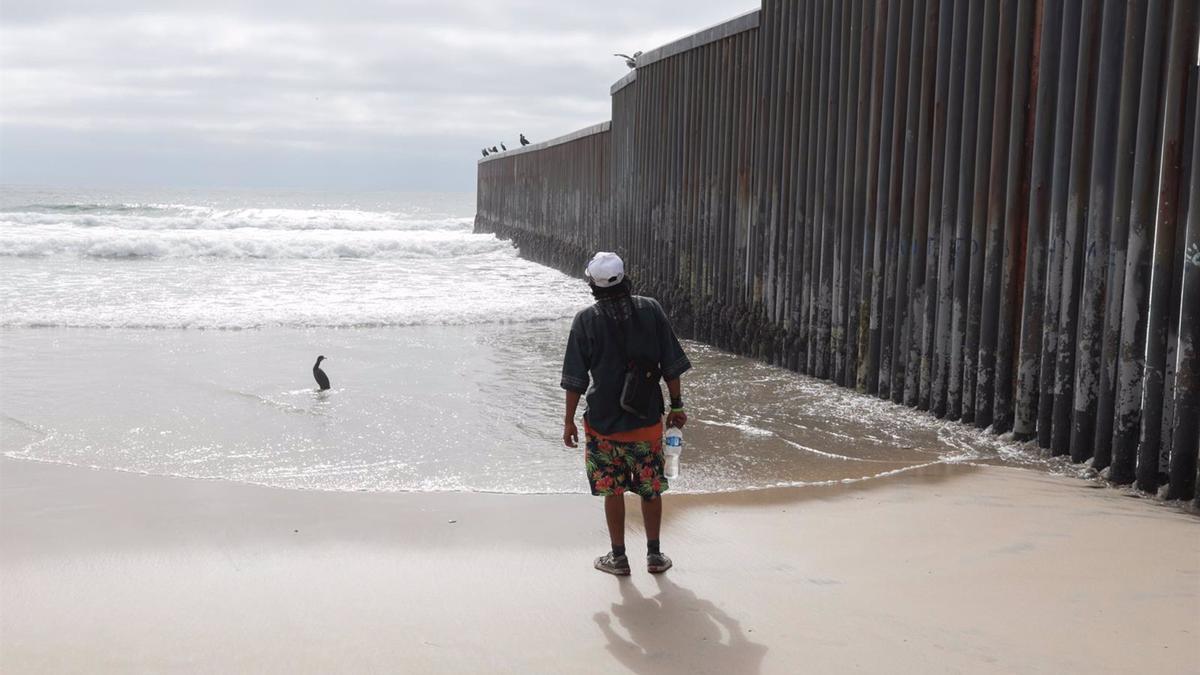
[313,355,330,390]
[520,133,530,146]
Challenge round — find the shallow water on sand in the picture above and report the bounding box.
[0,187,1069,494]
[0,324,1069,494]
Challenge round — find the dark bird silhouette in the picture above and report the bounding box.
[520,133,530,146]
[490,145,499,153]
[313,355,330,390]
[482,148,489,157]
[500,142,507,151]
[614,51,643,69]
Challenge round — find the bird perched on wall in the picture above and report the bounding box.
[490,146,499,153]
[313,355,330,391]
[520,133,530,146]
[501,142,507,151]
[614,51,643,69]
[481,148,489,157]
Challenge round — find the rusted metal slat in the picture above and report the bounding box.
[1137,0,1199,491]
[1111,0,1171,484]
[892,0,936,401]
[976,0,1019,429]
[1093,0,1149,468]
[992,0,1037,434]
[1170,64,1200,500]
[879,0,917,399]
[1037,0,1085,448]
[867,0,905,395]
[946,0,987,419]
[961,0,1001,423]
[1069,0,1128,461]
[848,0,881,388]
[857,0,891,392]
[931,0,971,417]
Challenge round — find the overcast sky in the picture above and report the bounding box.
[0,0,755,192]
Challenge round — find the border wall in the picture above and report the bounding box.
[475,0,1200,504]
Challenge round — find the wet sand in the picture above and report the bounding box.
[1,456,1197,674]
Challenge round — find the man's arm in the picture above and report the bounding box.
[561,313,589,448]
[564,390,582,447]
[665,377,687,428]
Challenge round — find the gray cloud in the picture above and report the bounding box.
[1,0,755,191]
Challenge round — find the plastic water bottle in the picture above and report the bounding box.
[664,427,683,479]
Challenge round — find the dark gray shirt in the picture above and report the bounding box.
[560,295,692,435]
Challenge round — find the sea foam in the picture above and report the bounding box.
[1,203,473,231]
[0,226,509,259]
[0,195,591,329]
[0,204,489,259]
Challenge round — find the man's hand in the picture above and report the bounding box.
[666,410,688,429]
[563,419,580,448]
[563,390,582,448]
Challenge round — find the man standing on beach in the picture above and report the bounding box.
[561,252,691,575]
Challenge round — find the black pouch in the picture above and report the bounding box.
[604,300,662,419]
[620,358,663,418]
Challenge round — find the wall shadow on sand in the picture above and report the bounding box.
[593,574,767,674]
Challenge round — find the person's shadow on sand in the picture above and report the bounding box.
[593,575,768,674]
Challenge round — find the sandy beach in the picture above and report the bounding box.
[2,456,1196,674]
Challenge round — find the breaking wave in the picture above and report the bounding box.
[0,203,473,232]
[0,191,592,330]
[0,228,509,260]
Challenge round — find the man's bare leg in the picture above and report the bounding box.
[643,496,671,572]
[594,494,632,575]
[604,494,626,549]
[641,495,661,541]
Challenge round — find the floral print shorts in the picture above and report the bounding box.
[585,433,668,499]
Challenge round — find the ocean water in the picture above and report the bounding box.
[0,186,1064,494]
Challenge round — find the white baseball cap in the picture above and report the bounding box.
[584,251,625,288]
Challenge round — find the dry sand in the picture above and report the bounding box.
[1,456,1197,674]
